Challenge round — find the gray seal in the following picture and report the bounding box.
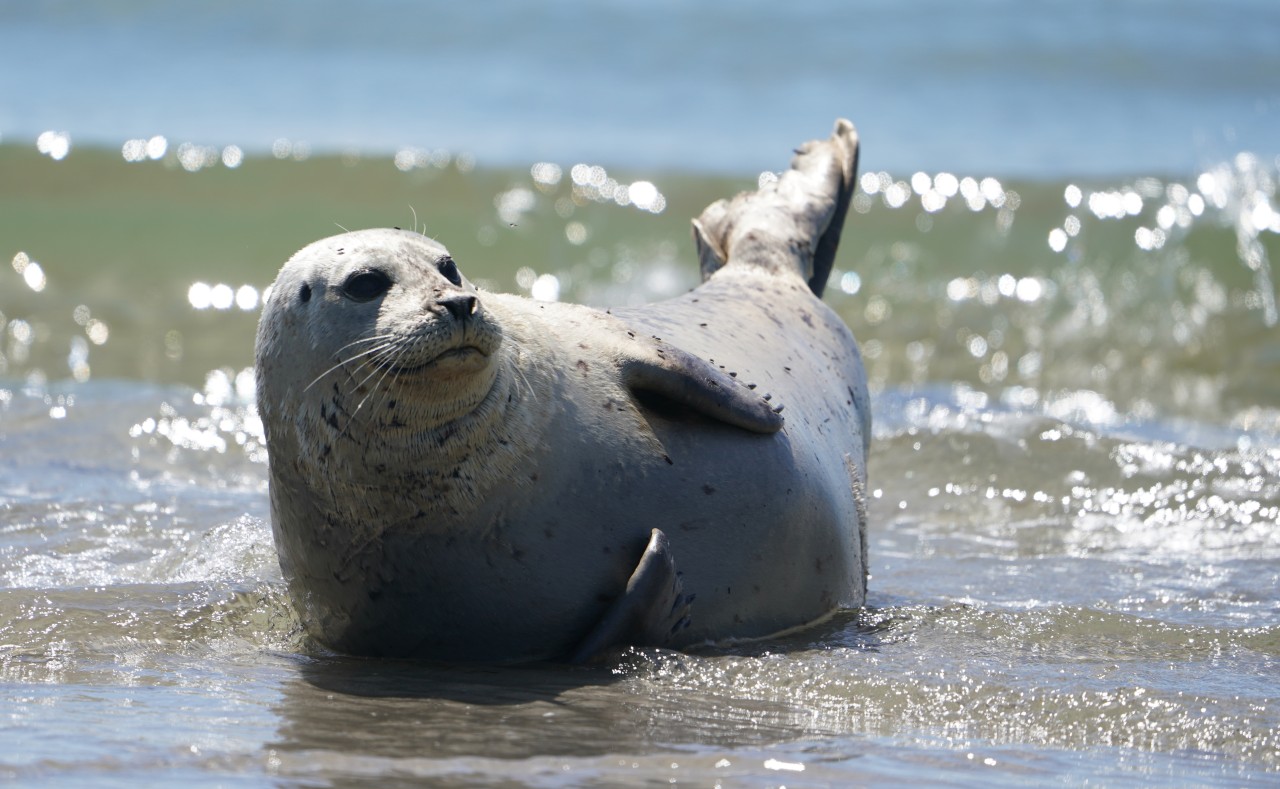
[255,120,869,662]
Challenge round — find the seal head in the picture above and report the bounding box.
[257,231,501,434]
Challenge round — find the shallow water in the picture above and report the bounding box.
[3,139,1279,785]
[2,377,1277,785]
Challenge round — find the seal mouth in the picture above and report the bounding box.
[389,345,488,375]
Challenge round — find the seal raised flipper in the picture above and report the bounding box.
[692,118,859,297]
[618,339,783,434]
[570,528,693,663]
[806,118,859,297]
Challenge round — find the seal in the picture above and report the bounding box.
[255,119,870,663]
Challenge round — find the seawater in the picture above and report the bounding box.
[2,146,1278,785]
[2,0,1277,175]
[3,0,1280,785]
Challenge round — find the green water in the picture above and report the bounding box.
[2,146,732,384]
[5,144,1277,424]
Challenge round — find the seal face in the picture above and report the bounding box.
[261,233,499,425]
[257,120,870,663]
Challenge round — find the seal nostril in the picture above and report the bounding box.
[442,294,478,321]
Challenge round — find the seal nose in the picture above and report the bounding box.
[440,294,478,321]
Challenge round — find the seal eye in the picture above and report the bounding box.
[438,257,462,287]
[298,283,311,303]
[341,270,392,302]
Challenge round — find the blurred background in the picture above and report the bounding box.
[2,0,1277,419]
[3,0,1276,174]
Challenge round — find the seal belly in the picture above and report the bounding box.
[624,390,865,644]
[279,387,860,662]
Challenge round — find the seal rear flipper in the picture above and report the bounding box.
[620,342,784,434]
[692,204,730,281]
[807,118,859,297]
[690,119,859,298]
[570,528,693,664]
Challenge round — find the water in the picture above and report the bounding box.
[2,1,1277,175]
[3,1,1280,786]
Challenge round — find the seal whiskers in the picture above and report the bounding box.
[304,334,399,392]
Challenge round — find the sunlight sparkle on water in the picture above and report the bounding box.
[883,181,910,209]
[934,172,959,197]
[12,252,46,292]
[979,177,1006,208]
[26,264,48,292]
[235,285,259,310]
[1085,189,1144,220]
[86,319,109,345]
[395,147,451,172]
[189,282,262,311]
[854,170,1020,215]
[222,145,244,169]
[177,142,220,172]
[495,187,537,225]
[920,189,947,213]
[122,135,168,162]
[121,139,145,162]
[1015,278,1043,302]
[36,130,71,160]
[1135,227,1168,251]
[627,181,664,213]
[530,162,562,188]
[273,138,316,161]
[565,221,588,245]
[562,162,666,213]
[530,273,561,302]
[146,135,168,159]
[859,171,890,195]
[211,284,234,310]
[68,335,90,382]
[949,274,1046,304]
[762,758,805,773]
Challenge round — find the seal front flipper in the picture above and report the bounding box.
[570,528,693,664]
[619,341,784,434]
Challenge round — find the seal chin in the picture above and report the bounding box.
[393,345,490,376]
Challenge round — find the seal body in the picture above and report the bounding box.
[256,121,869,662]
